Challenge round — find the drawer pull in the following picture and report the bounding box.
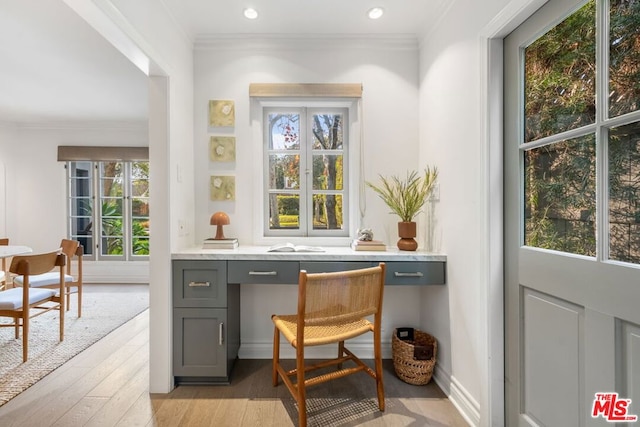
[219,323,224,345]
[248,271,278,276]
[394,272,424,278]
[188,281,211,287]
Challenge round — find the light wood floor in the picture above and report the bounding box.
[0,301,469,426]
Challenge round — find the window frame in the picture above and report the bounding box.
[518,0,640,266]
[66,160,150,261]
[253,98,360,245]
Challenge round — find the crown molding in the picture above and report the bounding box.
[195,33,419,51]
[0,120,147,131]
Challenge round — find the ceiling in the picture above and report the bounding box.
[0,0,444,124]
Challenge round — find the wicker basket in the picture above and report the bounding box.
[392,328,437,385]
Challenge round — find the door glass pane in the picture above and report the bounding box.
[524,1,596,143]
[524,135,596,255]
[609,0,640,118]
[609,122,640,263]
[100,162,123,256]
[131,162,150,257]
[268,193,299,230]
[68,161,93,256]
[311,113,343,150]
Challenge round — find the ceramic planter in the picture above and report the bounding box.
[397,221,418,251]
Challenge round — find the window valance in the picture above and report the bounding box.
[57,146,149,161]
[249,83,362,98]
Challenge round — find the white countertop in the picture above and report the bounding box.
[172,245,446,262]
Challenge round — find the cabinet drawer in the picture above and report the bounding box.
[228,260,299,284]
[300,261,374,274]
[173,260,227,307]
[385,261,446,285]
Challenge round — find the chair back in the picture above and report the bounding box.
[10,250,66,279]
[0,238,8,246]
[299,264,385,326]
[60,239,81,275]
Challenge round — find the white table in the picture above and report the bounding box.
[0,245,33,258]
[0,246,33,287]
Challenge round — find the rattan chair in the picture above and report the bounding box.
[0,250,66,362]
[14,239,83,317]
[271,263,386,427]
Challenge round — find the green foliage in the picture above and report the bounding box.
[277,195,299,216]
[366,167,438,222]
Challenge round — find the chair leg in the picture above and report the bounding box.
[22,311,29,362]
[296,344,307,427]
[78,286,82,318]
[338,340,345,369]
[272,326,280,386]
[60,297,65,342]
[374,329,385,411]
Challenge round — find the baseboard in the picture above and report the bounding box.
[433,365,481,427]
[83,261,149,283]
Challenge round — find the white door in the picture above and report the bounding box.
[505,0,640,425]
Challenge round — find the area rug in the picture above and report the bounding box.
[0,288,148,406]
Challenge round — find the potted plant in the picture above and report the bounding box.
[366,167,438,250]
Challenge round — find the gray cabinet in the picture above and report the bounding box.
[172,260,239,384]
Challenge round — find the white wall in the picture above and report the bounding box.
[417,0,520,425]
[88,0,195,393]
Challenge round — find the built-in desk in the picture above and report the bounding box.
[171,246,446,384]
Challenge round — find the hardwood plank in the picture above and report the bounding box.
[86,342,148,398]
[51,397,108,427]
[115,389,155,427]
[84,363,149,426]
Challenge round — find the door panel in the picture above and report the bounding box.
[523,288,583,426]
[505,0,640,425]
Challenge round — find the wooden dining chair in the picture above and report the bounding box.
[13,239,83,317]
[271,263,386,427]
[0,250,66,362]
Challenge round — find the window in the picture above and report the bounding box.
[67,160,150,260]
[264,107,349,237]
[522,0,640,264]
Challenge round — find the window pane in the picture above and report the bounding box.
[132,198,149,217]
[312,113,343,150]
[69,161,92,178]
[524,135,596,255]
[524,1,596,143]
[269,193,299,230]
[132,237,150,256]
[101,237,123,256]
[312,194,343,230]
[269,113,300,150]
[269,154,299,190]
[312,154,343,191]
[609,122,640,263]
[609,0,640,118]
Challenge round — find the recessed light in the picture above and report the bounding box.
[244,8,258,20]
[368,7,384,20]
